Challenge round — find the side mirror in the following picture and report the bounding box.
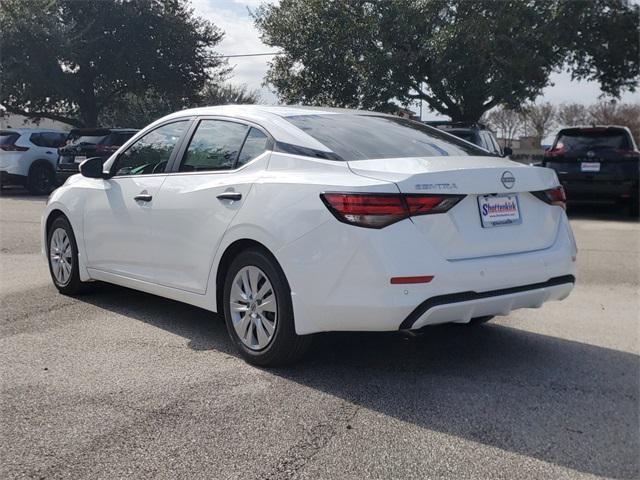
[79,157,108,179]
[503,147,513,157]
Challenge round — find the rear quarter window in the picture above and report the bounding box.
[0,131,20,145]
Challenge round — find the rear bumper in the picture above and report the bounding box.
[402,275,574,330]
[0,171,26,186]
[561,178,638,201]
[282,211,577,335]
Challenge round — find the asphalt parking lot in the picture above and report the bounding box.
[1,188,638,480]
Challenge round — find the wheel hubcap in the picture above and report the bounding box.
[229,266,277,350]
[49,228,72,285]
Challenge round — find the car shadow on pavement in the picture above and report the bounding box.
[78,283,638,479]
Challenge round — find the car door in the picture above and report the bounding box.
[83,120,190,281]
[151,118,271,293]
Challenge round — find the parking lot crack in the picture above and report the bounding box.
[259,400,360,480]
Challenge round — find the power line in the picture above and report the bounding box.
[218,52,282,58]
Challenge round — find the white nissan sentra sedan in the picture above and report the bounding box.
[42,105,577,365]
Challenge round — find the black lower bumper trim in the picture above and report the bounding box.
[398,274,576,330]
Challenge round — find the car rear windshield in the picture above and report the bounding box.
[0,131,20,145]
[283,114,485,160]
[556,129,631,151]
[67,135,108,146]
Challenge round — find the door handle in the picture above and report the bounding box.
[134,194,153,202]
[216,192,242,201]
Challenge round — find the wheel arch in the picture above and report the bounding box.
[45,208,69,238]
[29,158,55,175]
[215,238,287,314]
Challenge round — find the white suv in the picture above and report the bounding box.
[0,128,68,194]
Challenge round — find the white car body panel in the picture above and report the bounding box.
[42,106,577,336]
[1,128,66,177]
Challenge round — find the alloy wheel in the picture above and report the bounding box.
[229,265,277,350]
[49,227,73,285]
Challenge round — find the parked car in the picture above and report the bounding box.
[0,128,68,194]
[543,126,639,216]
[42,105,576,366]
[426,121,512,157]
[56,128,138,184]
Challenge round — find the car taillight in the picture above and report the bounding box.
[320,193,465,228]
[532,186,566,209]
[544,144,565,158]
[0,144,29,152]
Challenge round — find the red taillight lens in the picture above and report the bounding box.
[544,144,566,158]
[320,193,465,228]
[0,144,29,152]
[532,186,566,209]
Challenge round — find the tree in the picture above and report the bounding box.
[485,108,522,147]
[520,103,556,145]
[199,83,261,106]
[255,0,639,122]
[0,0,228,127]
[557,103,589,127]
[588,101,640,143]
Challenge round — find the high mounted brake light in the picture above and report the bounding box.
[320,193,465,229]
[532,186,566,209]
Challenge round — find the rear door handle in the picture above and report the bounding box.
[216,192,242,201]
[134,194,153,202]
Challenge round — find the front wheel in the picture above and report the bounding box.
[223,248,311,366]
[47,216,89,295]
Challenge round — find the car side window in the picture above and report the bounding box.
[179,120,249,172]
[237,128,269,167]
[113,121,188,176]
[480,131,495,153]
[29,133,45,147]
[488,133,502,155]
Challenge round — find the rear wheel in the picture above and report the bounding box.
[27,163,55,195]
[223,248,311,366]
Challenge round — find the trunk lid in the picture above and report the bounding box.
[348,156,563,260]
[544,148,640,183]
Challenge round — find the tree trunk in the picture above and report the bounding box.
[78,74,99,128]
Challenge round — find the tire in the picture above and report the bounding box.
[27,162,55,195]
[223,248,312,366]
[47,216,88,295]
[469,315,494,325]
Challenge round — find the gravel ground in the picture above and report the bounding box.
[1,188,638,480]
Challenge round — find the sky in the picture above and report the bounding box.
[194,0,640,121]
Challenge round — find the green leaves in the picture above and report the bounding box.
[0,0,227,127]
[255,0,639,121]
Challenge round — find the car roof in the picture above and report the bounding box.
[558,125,631,133]
[69,128,139,134]
[157,105,395,153]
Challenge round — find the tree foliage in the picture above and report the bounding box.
[0,0,227,127]
[199,83,261,106]
[255,0,639,121]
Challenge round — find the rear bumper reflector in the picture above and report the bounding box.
[390,276,434,284]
